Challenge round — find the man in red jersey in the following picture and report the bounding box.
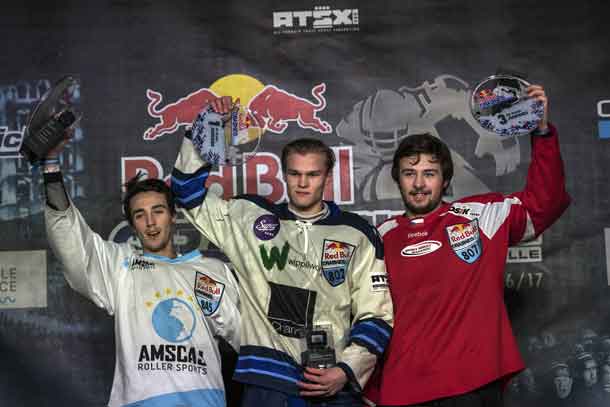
[366,84,570,407]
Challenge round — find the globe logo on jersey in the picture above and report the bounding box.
[151,298,196,343]
[446,220,483,264]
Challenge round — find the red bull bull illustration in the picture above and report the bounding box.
[248,83,332,134]
[144,88,219,140]
[324,241,349,258]
[143,75,332,141]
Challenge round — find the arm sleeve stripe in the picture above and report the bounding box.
[360,320,391,339]
[351,334,384,355]
[170,172,207,186]
[171,168,210,210]
[174,187,205,206]
[349,318,392,356]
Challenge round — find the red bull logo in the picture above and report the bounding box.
[325,241,346,253]
[248,83,332,134]
[143,74,332,141]
[448,222,478,242]
[321,239,355,287]
[323,241,352,260]
[448,224,466,235]
[144,88,219,140]
[194,271,225,316]
[195,274,221,296]
[478,88,494,98]
[445,220,482,264]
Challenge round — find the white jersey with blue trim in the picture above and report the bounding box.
[45,203,240,407]
[172,136,394,395]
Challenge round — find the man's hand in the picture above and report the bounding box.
[45,128,74,160]
[527,84,548,131]
[297,366,348,398]
[209,96,239,115]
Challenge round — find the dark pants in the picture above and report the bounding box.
[240,384,363,407]
[379,380,503,407]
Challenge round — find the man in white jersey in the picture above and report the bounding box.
[41,137,240,407]
[172,97,394,406]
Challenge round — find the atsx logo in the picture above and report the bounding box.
[273,6,359,34]
[598,100,610,139]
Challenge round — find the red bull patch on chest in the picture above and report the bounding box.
[445,219,483,264]
[194,272,225,316]
[320,240,356,287]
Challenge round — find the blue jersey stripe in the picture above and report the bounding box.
[124,389,225,407]
[234,368,300,384]
[350,318,392,356]
[236,354,302,384]
[238,355,299,370]
[351,334,384,355]
[360,320,391,339]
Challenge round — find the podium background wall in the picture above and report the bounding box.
[1,1,609,405]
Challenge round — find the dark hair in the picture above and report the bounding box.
[281,138,335,174]
[391,133,453,194]
[122,174,176,226]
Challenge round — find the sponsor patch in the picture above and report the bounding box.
[321,240,355,287]
[446,220,483,264]
[260,242,290,271]
[194,272,225,316]
[267,282,316,338]
[129,257,156,272]
[447,203,481,218]
[401,240,442,257]
[370,273,389,292]
[253,214,281,240]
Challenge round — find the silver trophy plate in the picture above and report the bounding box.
[470,75,544,137]
[191,103,263,166]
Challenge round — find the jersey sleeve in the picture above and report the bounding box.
[45,202,128,315]
[506,124,571,245]
[211,263,241,352]
[171,136,237,252]
[338,225,394,391]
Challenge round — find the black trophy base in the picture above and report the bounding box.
[20,110,76,164]
[301,348,336,369]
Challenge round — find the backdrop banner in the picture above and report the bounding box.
[1,1,608,406]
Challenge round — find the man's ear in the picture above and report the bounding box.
[320,173,330,193]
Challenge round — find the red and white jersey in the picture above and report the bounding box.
[368,125,570,405]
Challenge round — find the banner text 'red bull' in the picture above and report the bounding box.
[121,146,353,204]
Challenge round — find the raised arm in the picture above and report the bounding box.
[171,97,243,254]
[43,135,128,314]
[507,85,571,244]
